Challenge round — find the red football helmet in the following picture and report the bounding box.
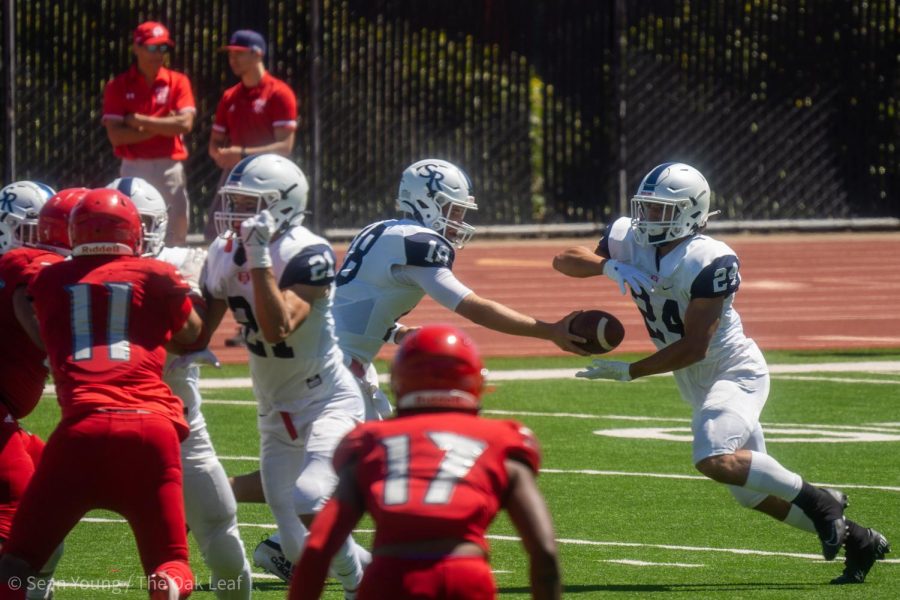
[391,324,487,414]
[68,189,143,257]
[37,187,90,252]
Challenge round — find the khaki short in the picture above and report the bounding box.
[120,158,189,223]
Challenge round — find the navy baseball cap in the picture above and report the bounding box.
[219,30,266,55]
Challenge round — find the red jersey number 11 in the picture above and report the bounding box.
[67,282,133,362]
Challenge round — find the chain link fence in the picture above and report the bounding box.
[1,0,896,235]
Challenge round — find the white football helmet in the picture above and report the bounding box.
[214,154,310,237]
[630,162,711,246]
[106,177,168,256]
[397,158,477,248]
[0,180,56,254]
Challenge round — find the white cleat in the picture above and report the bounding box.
[252,538,293,583]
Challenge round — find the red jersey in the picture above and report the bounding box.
[102,65,196,160]
[212,73,297,147]
[27,255,193,438]
[334,412,541,552]
[0,248,64,418]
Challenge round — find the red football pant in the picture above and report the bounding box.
[0,422,44,542]
[1,412,192,595]
[358,556,496,600]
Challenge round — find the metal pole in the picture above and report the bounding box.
[309,0,322,232]
[3,0,15,182]
[614,0,627,216]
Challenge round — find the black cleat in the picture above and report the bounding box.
[831,528,891,584]
[816,488,849,561]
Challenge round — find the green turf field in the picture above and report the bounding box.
[19,352,900,598]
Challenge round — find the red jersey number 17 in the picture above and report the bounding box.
[380,432,487,506]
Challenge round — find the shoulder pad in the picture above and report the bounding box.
[690,254,741,298]
[503,420,542,473]
[404,232,455,269]
[279,243,337,288]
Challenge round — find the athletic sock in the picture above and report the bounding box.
[783,504,817,533]
[744,451,803,501]
[330,536,366,592]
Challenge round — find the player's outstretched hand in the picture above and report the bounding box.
[166,349,222,375]
[240,210,277,268]
[576,359,632,381]
[550,311,591,356]
[603,259,654,295]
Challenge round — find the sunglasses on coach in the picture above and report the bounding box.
[143,44,169,53]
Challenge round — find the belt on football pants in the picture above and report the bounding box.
[279,412,299,440]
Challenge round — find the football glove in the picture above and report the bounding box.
[576,359,632,382]
[603,259,654,295]
[240,210,277,269]
[166,349,222,375]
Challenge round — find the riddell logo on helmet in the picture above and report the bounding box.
[80,244,118,254]
[74,243,132,256]
[397,390,479,411]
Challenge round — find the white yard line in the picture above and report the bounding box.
[774,375,900,385]
[78,518,899,565]
[601,559,705,568]
[38,360,900,396]
[210,456,900,493]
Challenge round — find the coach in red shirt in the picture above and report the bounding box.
[205,29,298,240]
[103,21,196,246]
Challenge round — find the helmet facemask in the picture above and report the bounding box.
[139,210,169,256]
[432,193,477,248]
[214,188,303,237]
[16,216,40,248]
[631,196,704,246]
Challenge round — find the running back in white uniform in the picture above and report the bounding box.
[567,165,888,575]
[156,245,252,600]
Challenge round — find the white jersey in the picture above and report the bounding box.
[333,219,459,364]
[156,245,208,428]
[204,226,350,414]
[605,217,767,407]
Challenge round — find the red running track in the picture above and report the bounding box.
[210,232,900,363]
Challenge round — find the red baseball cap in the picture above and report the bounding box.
[133,21,174,46]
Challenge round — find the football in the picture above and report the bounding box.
[568,309,625,354]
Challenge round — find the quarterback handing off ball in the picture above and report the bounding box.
[569,310,625,354]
